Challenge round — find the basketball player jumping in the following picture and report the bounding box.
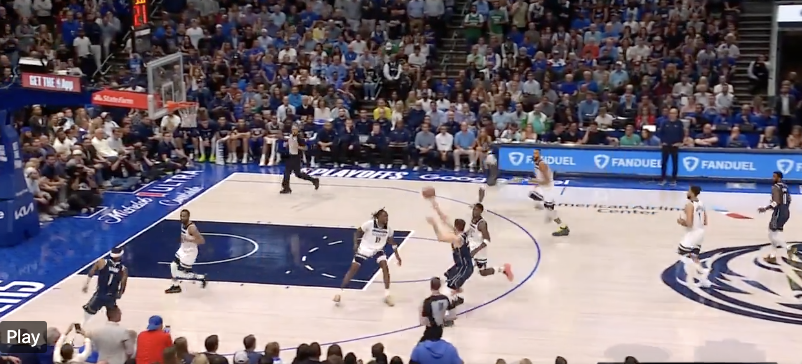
[166,209,209,294]
[467,203,514,280]
[759,171,792,264]
[676,186,711,288]
[528,150,569,236]
[334,208,402,306]
[424,197,472,310]
[82,247,127,325]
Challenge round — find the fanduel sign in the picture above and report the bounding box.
[497,145,802,181]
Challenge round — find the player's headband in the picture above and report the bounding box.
[110,249,124,258]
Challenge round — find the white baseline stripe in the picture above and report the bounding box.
[360,230,415,291]
[0,172,234,320]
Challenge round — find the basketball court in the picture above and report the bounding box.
[3,170,802,363]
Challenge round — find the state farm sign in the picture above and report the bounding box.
[21,73,82,93]
[91,89,149,109]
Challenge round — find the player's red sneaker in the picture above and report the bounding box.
[503,263,514,282]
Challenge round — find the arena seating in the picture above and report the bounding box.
[6,0,802,360]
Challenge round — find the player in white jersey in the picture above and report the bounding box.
[334,208,402,306]
[166,209,209,294]
[676,186,711,288]
[467,202,514,280]
[527,149,569,236]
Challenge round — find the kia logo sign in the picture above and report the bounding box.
[21,73,82,93]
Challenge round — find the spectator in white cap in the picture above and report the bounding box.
[232,352,249,364]
[25,166,53,222]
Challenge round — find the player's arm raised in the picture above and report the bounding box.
[82,259,107,293]
[471,220,490,257]
[429,199,452,230]
[189,224,205,245]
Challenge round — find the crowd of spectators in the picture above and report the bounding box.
[16,105,192,223]
[0,0,126,87]
[103,0,797,177]
[2,314,644,364]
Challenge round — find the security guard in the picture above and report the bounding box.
[281,124,320,194]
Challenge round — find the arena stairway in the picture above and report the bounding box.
[731,0,773,102]
[437,0,473,81]
[95,0,166,83]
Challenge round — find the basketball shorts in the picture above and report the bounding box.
[529,187,556,209]
[444,263,474,290]
[83,292,118,315]
[175,250,197,270]
[354,245,387,264]
[770,208,790,232]
[677,230,704,257]
[468,240,487,267]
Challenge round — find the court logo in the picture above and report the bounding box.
[776,159,795,175]
[508,152,525,166]
[683,157,700,172]
[593,154,610,169]
[662,243,802,325]
[0,281,46,318]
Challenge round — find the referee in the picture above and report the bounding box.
[281,125,320,194]
[412,277,463,364]
[419,277,458,341]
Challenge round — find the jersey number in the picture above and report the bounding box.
[432,301,447,326]
[375,236,382,244]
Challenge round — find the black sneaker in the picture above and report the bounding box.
[444,319,456,327]
[452,296,465,307]
[280,189,292,194]
[312,178,320,190]
[165,285,182,294]
[200,275,208,289]
[552,227,570,237]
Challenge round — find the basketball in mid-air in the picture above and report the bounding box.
[422,187,436,199]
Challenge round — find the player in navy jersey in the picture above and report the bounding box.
[215,117,234,166]
[81,247,127,325]
[172,127,197,160]
[250,116,269,165]
[760,171,793,263]
[195,117,218,163]
[227,119,252,164]
[423,196,472,315]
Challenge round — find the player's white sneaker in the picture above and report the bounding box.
[333,294,341,306]
[384,295,394,307]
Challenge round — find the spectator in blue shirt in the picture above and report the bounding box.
[453,123,476,172]
[409,337,462,364]
[388,120,412,168]
[577,93,600,122]
[658,108,684,186]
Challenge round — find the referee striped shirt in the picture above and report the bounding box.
[288,135,300,155]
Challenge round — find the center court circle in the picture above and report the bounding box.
[221,183,543,355]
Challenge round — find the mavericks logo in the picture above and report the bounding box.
[662,243,802,325]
